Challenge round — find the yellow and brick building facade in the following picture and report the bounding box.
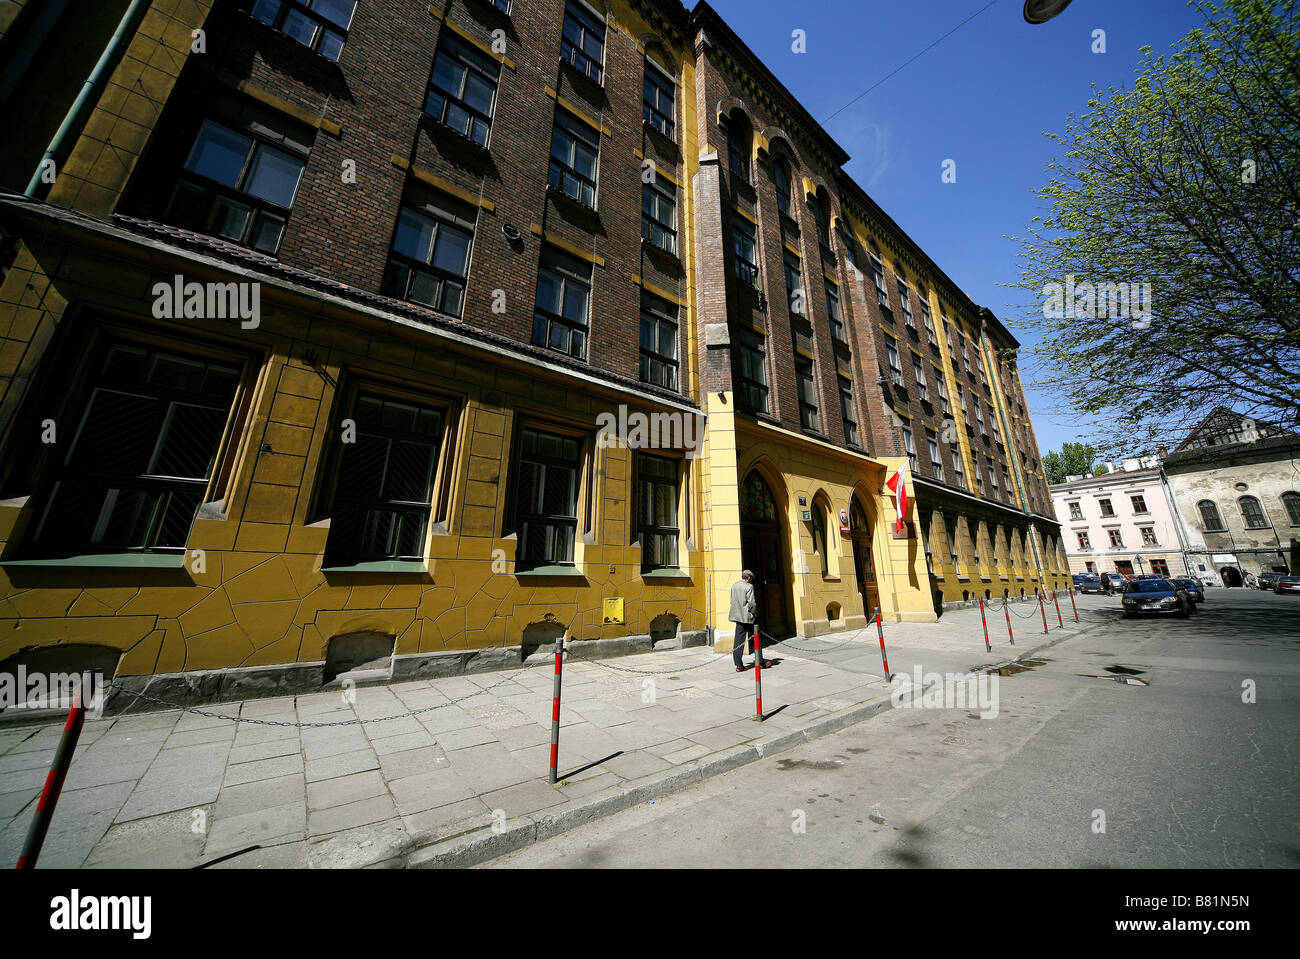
[0,0,1065,707]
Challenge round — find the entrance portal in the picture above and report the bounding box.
[849,498,880,617]
[739,470,793,638]
[1220,566,1242,587]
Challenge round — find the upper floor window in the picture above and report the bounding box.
[1098,497,1115,517]
[735,327,768,413]
[1198,499,1224,531]
[1140,526,1158,547]
[811,193,830,246]
[952,453,966,491]
[637,453,680,571]
[1077,531,1091,550]
[783,249,804,314]
[871,258,889,308]
[1283,491,1300,526]
[902,425,917,469]
[641,173,677,253]
[426,30,501,147]
[532,248,591,359]
[732,215,759,287]
[897,279,913,327]
[548,109,599,208]
[912,354,928,403]
[927,430,943,481]
[920,298,936,344]
[839,376,858,447]
[560,0,605,83]
[324,393,445,566]
[796,359,819,431]
[639,293,679,391]
[643,59,675,138]
[1238,495,1268,529]
[935,370,950,414]
[166,113,310,255]
[26,342,243,557]
[251,0,357,61]
[727,123,749,180]
[515,427,582,569]
[884,338,902,384]
[1068,501,1083,521]
[382,184,475,316]
[1107,529,1123,548]
[774,159,792,214]
[1130,494,1148,514]
[825,280,844,341]
[487,0,511,11]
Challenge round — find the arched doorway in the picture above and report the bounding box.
[849,497,879,617]
[740,469,793,637]
[1220,566,1242,587]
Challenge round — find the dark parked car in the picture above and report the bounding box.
[1121,578,1192,618]
[1274,575,1300,595]
[1075,573,1104,594]
[1257,571,1282,591]
[1170,577,1205,606]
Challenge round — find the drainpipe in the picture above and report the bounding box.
[24,0,153,199]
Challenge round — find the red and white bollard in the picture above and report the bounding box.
[1004,600,1015,646]
[1037,590,1049,634]
[874,608,891,681]
[547,632,566,784]
[1068,587,1079,621]
[1052,590,1064,628]
[753,627,763,720]
[979,599,991,652]
[17,692,87,869]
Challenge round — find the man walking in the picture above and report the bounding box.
[729,569,770,671]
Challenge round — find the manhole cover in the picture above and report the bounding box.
[941,736,969,746]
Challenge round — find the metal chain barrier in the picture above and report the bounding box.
[984,596,1045,619]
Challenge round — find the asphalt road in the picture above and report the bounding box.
[488,587,1300,868]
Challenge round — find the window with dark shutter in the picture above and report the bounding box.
[515,428,582,570]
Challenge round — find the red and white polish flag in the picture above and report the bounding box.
[885,460,909,533]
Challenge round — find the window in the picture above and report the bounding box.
[1284,491,1300,526]
[324,393,445,566]
[912,354,928,403]
[884,338,902,385]
[957,330,970,373]
[488,0,511,11]
[251,0,356,61]
[641,174,677,253]
[783,249,804,314]
[27,342,242,557]
[560,0,604,83]
[839,377,858,446]
[1130,494,1148,514]
[165,114,309,255]
[809,503,829,575]
[1099,498,1115,517]
[727,122,749,180]
[952,454,966,491]
[774,160,791,214]
[825,280,844,340]
[796,359,819,431]
[1140,526,1158,546]
[548,109,598,208]
[637,453,679,571]
[532,248,591,359]
[732,215,759,287]
[642,59,675,138]
[736,328,769,413]
[1197,499,1224,531]
[1239,495,1268,529]
[927,430,943,481]
[944,514,959,568]
[956,382,967,418]
[425,30,501,146]
[972,395,983,430]
[1002,469,1011,496]
[1150,559,1170,577]
[871,258,889,309]
[902,425,917,469]
[639,293,679,391]
[988,458,998,490]
[1077,531,1091,550]
[382,185,475,316]
[897,279,913,327]
[811,193,830,246]
[1108,529,1123,548]
[920,298,936,344]
[515,428,582,569]
[1068,501,1083,521]
[936,371,950,415]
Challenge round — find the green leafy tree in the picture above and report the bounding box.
[1010,0,1300,457]
[1043,441,1104,484]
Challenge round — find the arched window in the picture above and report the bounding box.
[1198,500,1224,531]
[1282,491,1300,526]
[740,470,778,522]
[773,158,791,214]
[810,502,828,575]
[726,112,751,181]
[1238,495,1268,529]
[811,189,830,246]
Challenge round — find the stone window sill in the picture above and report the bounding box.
[1,552,185,569]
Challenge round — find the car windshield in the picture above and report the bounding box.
[1126,580,1173,593]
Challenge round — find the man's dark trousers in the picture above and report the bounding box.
[733,622,754,668]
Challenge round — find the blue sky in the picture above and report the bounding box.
[706,0,1207,456]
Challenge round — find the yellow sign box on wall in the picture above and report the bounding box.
[603,598,624,625]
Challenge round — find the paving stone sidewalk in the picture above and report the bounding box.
[0,597,1096,869]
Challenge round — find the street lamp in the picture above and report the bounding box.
[1023,0,1073,24]
[1134,554,1145,575]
